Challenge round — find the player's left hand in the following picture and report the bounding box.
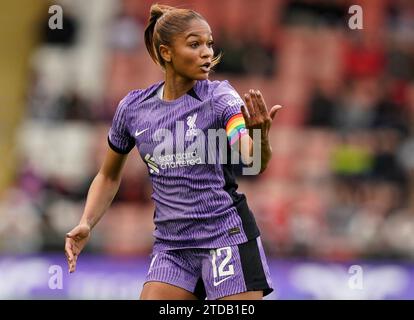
[241,89,282,140]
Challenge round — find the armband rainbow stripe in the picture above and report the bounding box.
[226,113,248,146]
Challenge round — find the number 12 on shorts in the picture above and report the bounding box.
[210,247,235,281]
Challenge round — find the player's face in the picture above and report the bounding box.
[169,19,214,80]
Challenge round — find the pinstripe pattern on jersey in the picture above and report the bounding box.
[108,80,259,252]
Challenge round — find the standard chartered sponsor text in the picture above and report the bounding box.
[158,151,203,169]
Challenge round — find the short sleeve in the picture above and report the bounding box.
[107,95,135,154]
[212,81,248,146]
[213,80,245,126]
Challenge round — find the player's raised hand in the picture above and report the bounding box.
[241,89,282,139]
[65,224,91,273]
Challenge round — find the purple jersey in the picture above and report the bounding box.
[108,80,260,253]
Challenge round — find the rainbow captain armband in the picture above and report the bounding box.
[226,113,248,146]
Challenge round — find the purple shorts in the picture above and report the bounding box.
[144,236,273,300]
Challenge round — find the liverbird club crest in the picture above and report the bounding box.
[185,113,198,137]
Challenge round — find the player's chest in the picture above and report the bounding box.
[132,103,218,146]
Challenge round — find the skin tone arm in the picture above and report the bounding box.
[64,146,129,273]
[238,89,282,173]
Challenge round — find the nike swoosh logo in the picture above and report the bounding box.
[135,128,149,137]
[213,277,232,287]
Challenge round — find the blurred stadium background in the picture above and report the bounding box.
[1,0,414,299]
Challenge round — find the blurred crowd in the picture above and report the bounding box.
[1,0,414,261]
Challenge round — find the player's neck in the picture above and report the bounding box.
[163,73,196,101]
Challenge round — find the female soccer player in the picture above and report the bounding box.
[65,4,282,300]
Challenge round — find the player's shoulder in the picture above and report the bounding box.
[207,79,240,100]
[118,81,163,110]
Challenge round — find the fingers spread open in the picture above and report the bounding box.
[249,90,260,118]
[249,90,266,120]
[244,93,255,118]
[255,90,269,118]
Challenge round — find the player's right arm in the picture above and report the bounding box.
[65,146,129,273]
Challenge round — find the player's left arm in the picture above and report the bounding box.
[239,89,282,173]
